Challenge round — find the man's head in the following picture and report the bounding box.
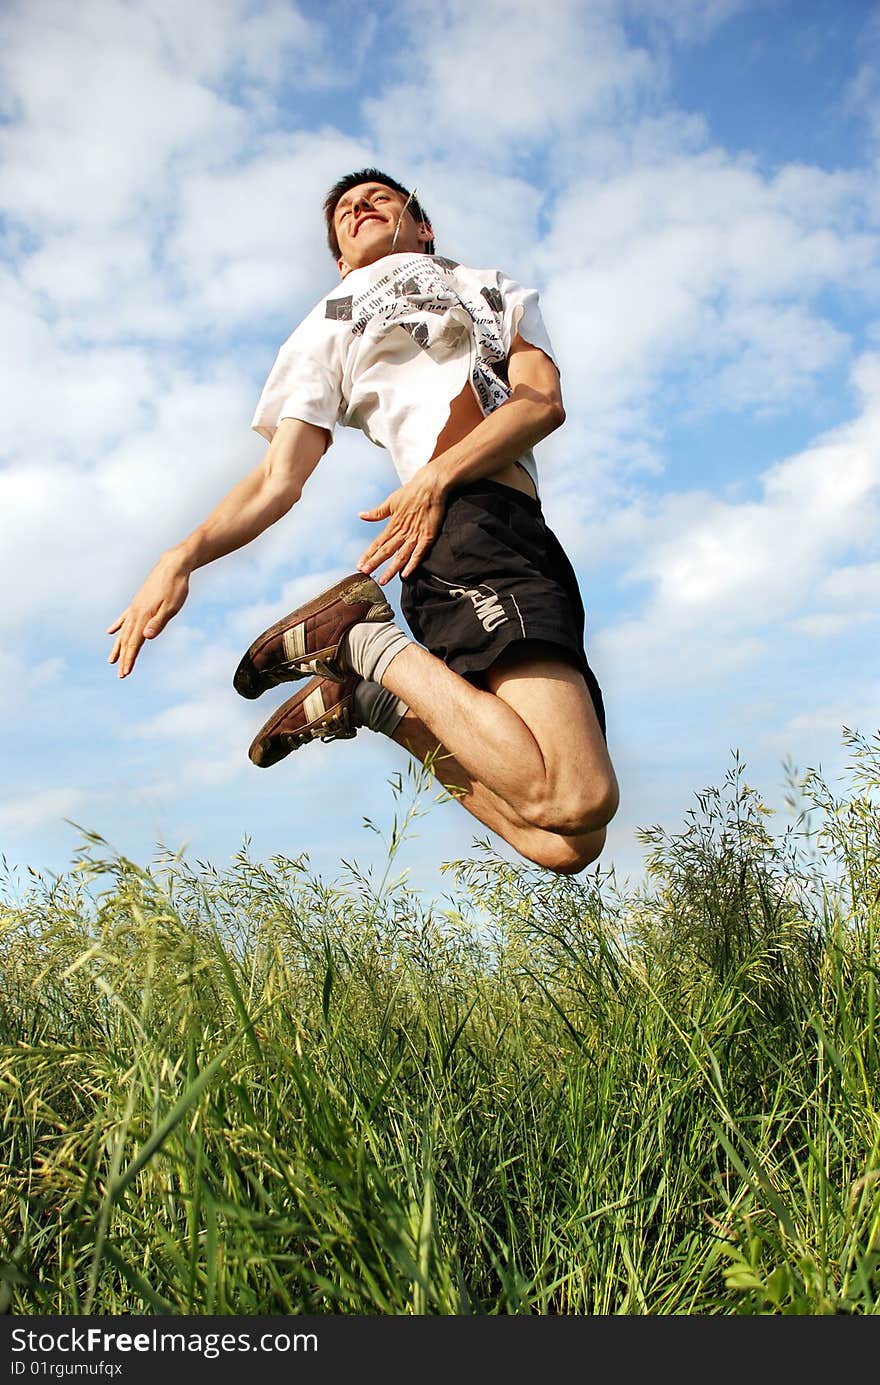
[323,168,435,278]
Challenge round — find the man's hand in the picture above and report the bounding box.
[105,419,329,680]
[357,469,447,585]
[107,552,191,678]
[355,335,564,586]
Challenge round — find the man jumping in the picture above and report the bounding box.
[107,169,619,875]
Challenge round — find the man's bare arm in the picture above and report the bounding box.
[357,335,564,583]
[429,334,564,491]
[107,418,329,678]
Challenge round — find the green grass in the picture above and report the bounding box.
[1,730,878,1314]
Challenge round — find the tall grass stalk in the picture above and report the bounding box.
[1,734,878,1314]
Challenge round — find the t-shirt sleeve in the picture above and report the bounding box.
[250,306,342,443]
[496,271,559,373]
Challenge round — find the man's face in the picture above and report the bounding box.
[334,181,432,277]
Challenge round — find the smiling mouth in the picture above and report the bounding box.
[353,214,385,236]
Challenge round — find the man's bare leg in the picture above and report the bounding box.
[379,643,619,872]
[391,710,607,875]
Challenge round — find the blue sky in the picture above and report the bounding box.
[1,0,878,896]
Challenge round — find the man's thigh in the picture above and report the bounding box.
[484,643,615,786]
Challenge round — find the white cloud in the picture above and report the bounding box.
[0,0,355,356]
[0,1,243,235]
[0,362,267,633]
[163,130,369,329]
[0,785,97,833]
[589,352,880,689]
[792,611,878,640]
[145,748,250,797]
[845,3,880,148]
[539,154,875,409]
[624,0,750,44]
[526,147,878,536]
[133,686,248,743]
[0,0,330,238]
[0,653,64,716]
[138,0,328,88]
[366,0,659,160]
[770,701,878,755]
[708,302,848,412]
[0,269,161,462]
[817,559,880,606]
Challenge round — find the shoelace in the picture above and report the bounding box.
[319,705,355,742]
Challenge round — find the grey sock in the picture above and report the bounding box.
[341,619,412,684]
[352,679,409,737]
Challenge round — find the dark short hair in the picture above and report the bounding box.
[323,167,435,259]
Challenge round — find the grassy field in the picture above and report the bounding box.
[1,733,878,1315]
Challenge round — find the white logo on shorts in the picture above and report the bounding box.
[448,584,509,632]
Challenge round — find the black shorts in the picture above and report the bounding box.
[400,479,606,737]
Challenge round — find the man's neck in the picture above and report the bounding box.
[340,249,430,280]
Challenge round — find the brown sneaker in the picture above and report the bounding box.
[233,572,392,699]
[248,674,359,768]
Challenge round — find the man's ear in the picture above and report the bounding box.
[417,221,433,248]
[337,256,350,277]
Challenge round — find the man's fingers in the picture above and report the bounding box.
[359,500,392,522]
[361,538,405,573]
[118,632,134,677]
[110,610,154,675]
[361,522,436,577]
[119,631,146,678]
[358,526,398,570]
[377,555,409,586]
[401,540,430,579]
[367,533,400,562]
[107,565,189,679]
[377,539,418,586]
[400,524,439,578]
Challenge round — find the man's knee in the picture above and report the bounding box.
[527,826,607,876]
[523,770,619,837]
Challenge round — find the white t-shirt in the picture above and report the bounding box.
[250,253,559,494]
